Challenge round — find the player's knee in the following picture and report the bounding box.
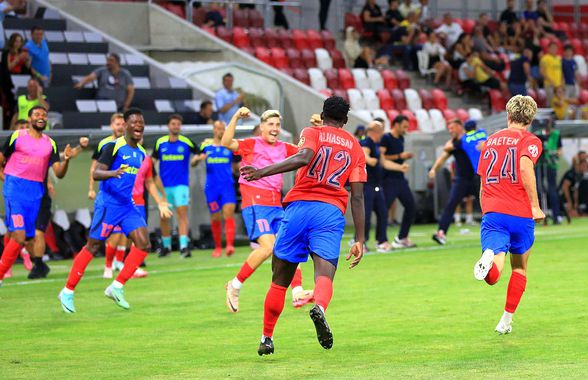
[11,232,26,245]
[85,242,101,255]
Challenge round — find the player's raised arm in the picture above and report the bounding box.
[52,143,73,179]
[240,148,314,181]
[520,155,545,221]
[221,107,250,152]
[347,182,365,269]
[428,150,451,179]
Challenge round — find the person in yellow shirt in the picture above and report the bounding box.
[470,51,506,92]
[552,85,588,120]
[540,42,563,105]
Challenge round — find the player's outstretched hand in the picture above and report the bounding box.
[532,206,545,222]
[346,241,364,269]
[158,203,173,219]
[240,165,261,181]
[88,189,96,200]
[113,164,129,179]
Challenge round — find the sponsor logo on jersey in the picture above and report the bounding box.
[162,154,185,161]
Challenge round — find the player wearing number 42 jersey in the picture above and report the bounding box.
[473,95,545,335]
[241,96,367,356]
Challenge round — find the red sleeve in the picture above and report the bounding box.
[285,142,299,157]
[298,127,318,153]
[520,135,542,165]
[349,143,367,183]
[235,138,255,156]
[145,157,153,179]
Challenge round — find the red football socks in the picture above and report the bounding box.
[65,247,94,291]
[314,276,333,311]
[484,263,501,285]
[236,262,254,283]
[225,218,235,248]
[211,220,222,249]
[263,282,287,337]
[105,244,116,268]
[115,246,126,262]
[115,246,148,286]
[0,239,24,279]
[505,271,527,313]
[291,267,303,289]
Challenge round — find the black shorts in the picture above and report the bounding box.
[36,195,52,232]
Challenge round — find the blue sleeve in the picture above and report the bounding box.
[214,91,224,110]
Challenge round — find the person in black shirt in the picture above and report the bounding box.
[428,119,477,245]
[508,47,534,96]
[559,158,588,218]
[361,0,386,39]
[194,100,215,125]
[386,0,404,28]
[500,0,519,25]
[380,115,417,248]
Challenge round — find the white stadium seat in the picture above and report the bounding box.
[45,31,65,42]
[76,100,97,112]
[361,89,380,111]
[355,109,373,122]
[50,52,69,64]
[12,75,30,89]
[84,31,104,42]
[96,100,118,113]
[75,209,92,229]
[133,77,152,89]
[314,48,333,71]
[468,108,483,121]
[68,53,88,65]
[574,55,587,76]
[371,109,390,130]
[366,68,384,91]
[169,77,189,88]
[347,88,366,110]
[155,100,175,113]
[87,53,107,65]
[124,54,145,65]
[415,109,433,133]
[53,210,70,231]
[404,88,422,112]
[429,109,447,132]
[351,68,370,90]
[308,68,327,91]
[64,31,85,42]
[72,75,96,88]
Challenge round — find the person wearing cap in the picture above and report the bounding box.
[354,125,366,141]
[221,107,314,313]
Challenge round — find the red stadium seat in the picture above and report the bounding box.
[324,68,340,90]
[395,69,411,90]
[581,24,588,39]
[242,46,255,56]
[232,27,250,48]
[462,19,476,34]
[571,38,584,55]
[216,27,232,43]
[254,47,272,65]
[292,68,310,85]
[570,23,580,39]
[555,22,571,38]
[249,28,266,48]
[286,48,303,69]
[488,89,507,113]
[391,89,407,111]
[320,88,333,97]
[329,49,346,69]
[527,88,537,102]
[401,110,418,131]
[301,48,317,68]
[580,89,588,104]
[418,89,434,110]
[442,109,457,122]
[431,89,448,111]
[233,9,249,27]
[280,67,294,77]
[320,30,336,50]
[292,29,310,50]
[264,28,279,47]
[381,69,398,89]
[192,7,207,26]
[344,12,363,33]
[386,110,399,123]
[248,9,264,28]
[536,89,547,108]
[270,47,289,69]
[306,29,323,49]
[580,73,588,89]
[333,89,349,102]
[276,29,294,49]
[377,89,394,110]
[201,26,215,35]
[338,68,356,90]
[455,108,469,123]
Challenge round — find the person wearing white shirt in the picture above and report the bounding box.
[435,13,463,47]
[422,32,452,88]
[398,0,420,19]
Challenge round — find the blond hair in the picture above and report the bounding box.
[260,109,281,122]
[110,112,124,123]
[506,95,537,125]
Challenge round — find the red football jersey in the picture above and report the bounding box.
[477,128,542,218]
[283,125,367,213]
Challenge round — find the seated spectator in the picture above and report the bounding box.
[385,0,404,29]
[6,33,30,75]
[382,11,420,70]
[24,26,51,87]
[559,157,587,218]
[500,0,519,25]
[398,0,420,19]
[478,12,492,37]
[205,2,225,27]
[551,86,587,120]
[355,46,389,69]
[419,0,431,24]
[215,72,243,124]
[361,0,386,39]
[11,78,49,129]
[74,53,135,111]
[435,12,463,48]
[422,32,452,88]
[472,25,505,72]
[562,45,579,99]
[471,51,507,92]
[344,26,362,66]
[536,0,562,38]
[522,0,538,22]
[451,33,473,69]
[508,47,534,96]
[194,100,215,125]
[540,42,563,105]
[458,53,479,93]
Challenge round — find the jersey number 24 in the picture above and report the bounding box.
[307,146,351,188]
[483,147,517,184]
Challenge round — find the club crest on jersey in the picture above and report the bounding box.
[528,144,539,158]
[178,146,185,153]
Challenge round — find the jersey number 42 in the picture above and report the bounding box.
[307,146,351,188]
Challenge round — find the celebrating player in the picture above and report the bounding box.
[58,108,172,313]
[0,106,74,285]
[199,120,237,257]
[240,96,366,355]
[473,95,545,334]
[152,114,201,258]
[222,107,313,313]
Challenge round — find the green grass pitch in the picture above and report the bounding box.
[1,221,587,379]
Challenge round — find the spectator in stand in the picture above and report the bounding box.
[508,47,534,96]
[344,26,362,66]
[419,0,431,24]
[273,1,289,29]
[559,156,587,218]
[6,33,30,75]
[24,26,51,87]
[478,12,492,37]
[204,3,225,27]
[435,13,463,48]
[355,46,389,69]
[536,0,562,38]
[215,73,243,125]
[472,25,505,72]
[385,0,404,29]
[562,45,579,99]
[0,0,25,50]
[390,11,420,70]
[551,86,588,120]
[74,53,135,112]
[500,0,519,25]
[361,0,386,39]
[422,31,452,88]
[471,50,507,93]
[11,78,49,129]
[540,42,563,105]
[451,33,473,70]
[522,0,538,22]
[458,53,479,94]
[319,0,331,30]
[398,0,420,19]
[194,100,215,125]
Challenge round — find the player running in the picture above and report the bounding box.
[0,106,74,285]
[473,95,545,334]
[58,108,172,313]
[90,113,129,276]
[199,120,237,257]
[152,114,201,258]
[240,96,367,356]
[222,107,313,313]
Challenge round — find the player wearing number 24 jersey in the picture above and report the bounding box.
[240,96,367,356]
[473,95,545,336]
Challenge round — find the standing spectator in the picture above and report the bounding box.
[508,47,534,96]
[398,0,420,19]
[385,0,404,29]
[204,3,225,27]
[6,33,30,74]
[24,26,51,87]
[522,0,538,22]
[0,0,25,50]
[273,1,289,29]
[471,51,506,92]
[319,0,331,30]
[11,78,49,129]
[500,0,519,25]
[194,100,215,125]
[215,73,243,125]
[540,42,563,105]
[451,33,473,69]
[344,26,362,66]
[422,31,452,88]
[361,0,386,39]
[562,45,579,99]
[435,13,463,48]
